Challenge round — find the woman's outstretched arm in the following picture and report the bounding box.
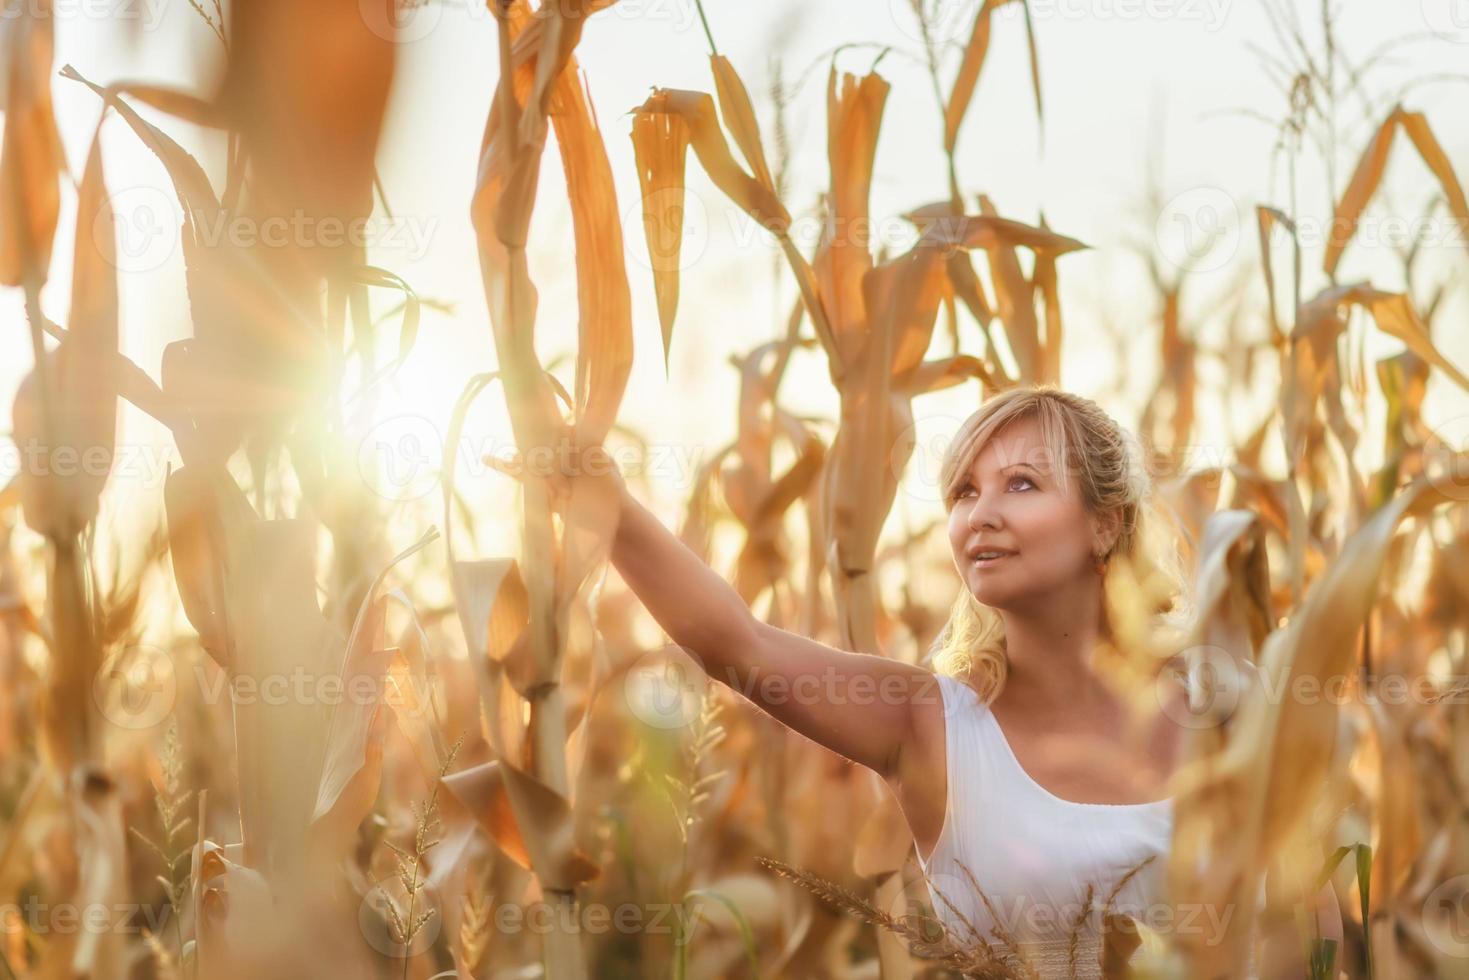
[609,476,939,780]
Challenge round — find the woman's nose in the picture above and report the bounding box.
[968,496,1000,531]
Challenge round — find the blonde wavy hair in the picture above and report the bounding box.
[928,384,1193,704]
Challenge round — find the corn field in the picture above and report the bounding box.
[0,0,1467,977]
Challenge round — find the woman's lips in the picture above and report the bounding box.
[971,551,1015,569]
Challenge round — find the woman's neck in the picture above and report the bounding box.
[996,584,1115,714]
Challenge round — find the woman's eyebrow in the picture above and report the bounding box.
[966,461,1043,483]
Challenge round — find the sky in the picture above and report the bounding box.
[3,0,1468,559]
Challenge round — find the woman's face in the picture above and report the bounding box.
[945,415,1110,611]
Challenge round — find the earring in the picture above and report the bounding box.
[1093,550,1108,575]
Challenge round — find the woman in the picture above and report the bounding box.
[566,384,1341,977]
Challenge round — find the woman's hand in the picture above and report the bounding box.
[488,436,626,514]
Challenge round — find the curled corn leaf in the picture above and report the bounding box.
[548,49,632,449]
[441,758,599,890]
[631,110,691,372]
[822,69,889,357]
[633,88,790,234]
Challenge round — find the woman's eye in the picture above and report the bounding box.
[954,478,1032,501]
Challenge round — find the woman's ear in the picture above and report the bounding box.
[1092,507,1123,557]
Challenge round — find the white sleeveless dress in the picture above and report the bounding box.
[917,672,1259,979]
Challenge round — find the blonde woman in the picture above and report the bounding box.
[563,384,1341,977]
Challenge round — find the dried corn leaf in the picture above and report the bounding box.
[1189,510,1274,665]
[441,759,599,889]
[734,427,826,604]
[945,249,993,328]
[903,201,1087,254]
[472,5,563,449]
[1033,222,1062,385]
[821,69,889,356]
[711,54,775,191]
[1398,111,1469,263]
[11,127,119,539]
[1252,478,1448,854]
[61,66,221,224]
[1366,700,1422,910]
[68,66,318,455]
[631,110,692,372]
[1169,479,1456,976]
[164,464,257,668]
[1255,205,1293,349]
[226,520,337,879]
[314,528,440,825]
[217,0,393,251]
[678,441,738,562]
[1020,0,1044,143]
[452,559,537,753]
[981,196,1040,382]
[898,354,996,395]
[548,54,632,448]
[516,0,604,152]
[310,673,391,861]
[635,89,790,234]
[634,86,840,371]
[0,0,63,289]
[69,771,127,979]
[945,0,1014,154]
[1328,108,1469,276]
[1325,110,1399,278]
[554,462,623,625]
[341,265,421,399]
[1359,289,1469,394]
[99,81,220,126]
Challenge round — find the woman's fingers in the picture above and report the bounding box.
[482,443,617,507]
